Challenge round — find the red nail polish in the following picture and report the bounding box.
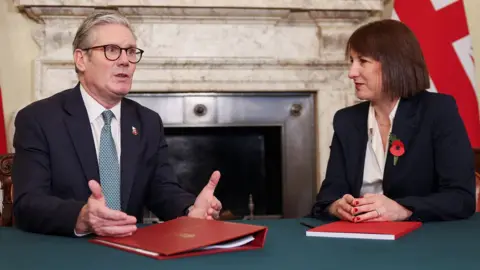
[355,201,359,205]
[355,217,360,222]
[354,208,358,212]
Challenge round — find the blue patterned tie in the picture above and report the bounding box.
[99,110,121,210]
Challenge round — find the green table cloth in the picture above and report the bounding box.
[1,214,480,270]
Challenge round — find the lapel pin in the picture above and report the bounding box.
[132,126,138,136]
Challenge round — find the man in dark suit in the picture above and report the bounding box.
[12,11,222,237]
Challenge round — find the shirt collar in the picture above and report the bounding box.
[79,84,121,124]
[368,98,400,133]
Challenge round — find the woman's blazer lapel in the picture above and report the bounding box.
[350,102,369,197]
[382,94,423,193]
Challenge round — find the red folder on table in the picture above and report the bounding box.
[306,221,422,240]
[89,216,268,260]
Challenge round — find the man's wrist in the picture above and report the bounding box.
[74,205,90,234]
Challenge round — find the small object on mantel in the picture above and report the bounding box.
[248,194,254,220]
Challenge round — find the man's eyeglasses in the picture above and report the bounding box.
[82,44,144,64]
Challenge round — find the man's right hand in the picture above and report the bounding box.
[327,194,356,222]
[75,180,137,237]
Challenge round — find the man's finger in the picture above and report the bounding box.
[96,225,137,237]
[88,180,104,200]
[205,171,221,191]
[198,171,221,199]
[211,199,222,211]
[111,232,135,238]
[94,206,135,222]
[91,216,138,228]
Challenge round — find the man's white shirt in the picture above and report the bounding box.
[74,84,122,236]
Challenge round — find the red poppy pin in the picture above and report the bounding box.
[389,133,405,166]
[132,126,138,136]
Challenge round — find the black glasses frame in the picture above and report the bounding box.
[82,44,144,64]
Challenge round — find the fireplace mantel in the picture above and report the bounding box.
[14,0,382,11]
[11,0,384,186]
[12,0,383,97]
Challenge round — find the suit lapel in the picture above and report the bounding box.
[352,102,369,197]
[120,100,141,210]
[63,84,100,182]
[383,94,422,192]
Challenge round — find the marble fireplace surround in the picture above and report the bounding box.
[12,0,384,199]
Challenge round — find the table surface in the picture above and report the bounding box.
[2,214,480,270]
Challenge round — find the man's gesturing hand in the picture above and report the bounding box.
[188,171,222,220]
[75,180,137,237]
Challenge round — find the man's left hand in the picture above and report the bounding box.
[350,193,412,222]
[188,171,222,220]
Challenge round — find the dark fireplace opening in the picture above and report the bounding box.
[164,126,283,220]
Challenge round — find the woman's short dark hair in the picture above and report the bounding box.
[346,19,430,99]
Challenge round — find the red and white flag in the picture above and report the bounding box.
[393,0,480,148]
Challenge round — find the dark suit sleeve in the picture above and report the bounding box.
[12,108,85,236]
[146,114,196,221]
[395,96,476,221]
[311,112,350,219]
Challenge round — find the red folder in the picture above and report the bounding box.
[89,216,268,260]
[306,221,422,240]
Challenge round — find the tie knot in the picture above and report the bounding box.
[102,110,114,125]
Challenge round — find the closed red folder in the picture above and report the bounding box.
[306,221,422,240]
[89,216,268,260]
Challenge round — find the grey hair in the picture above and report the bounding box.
[72,10,136,73]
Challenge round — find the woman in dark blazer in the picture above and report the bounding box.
[311,19,476,223]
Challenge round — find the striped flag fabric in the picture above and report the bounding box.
[393,0,480,148]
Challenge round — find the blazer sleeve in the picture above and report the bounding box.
[311,112,350,219]
[12,108,85,236]
[396,96,476,221]
[146,114,196,221]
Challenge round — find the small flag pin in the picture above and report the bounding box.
[132,126,138,135]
